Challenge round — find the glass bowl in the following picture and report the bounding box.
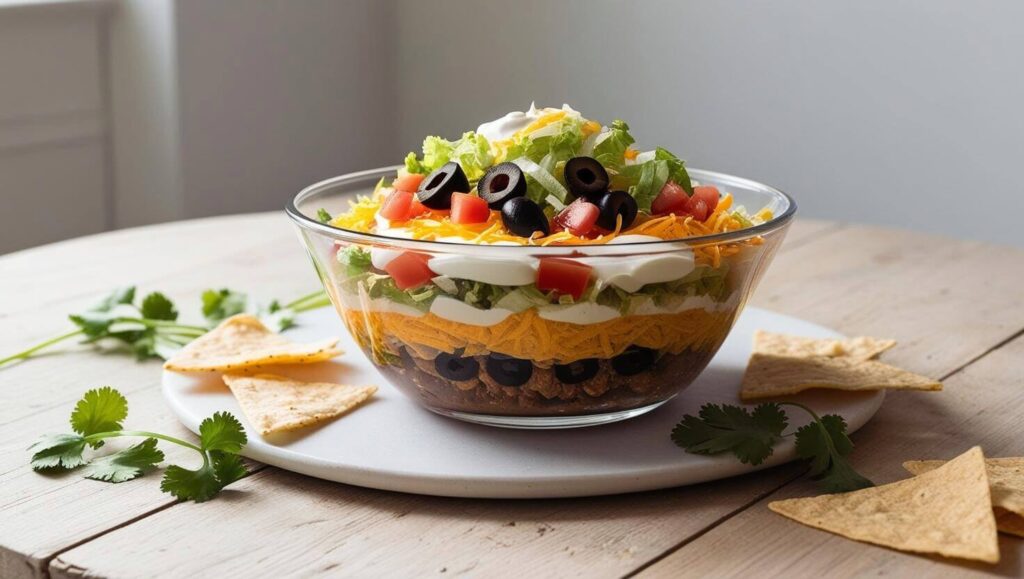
[287,167,795,429]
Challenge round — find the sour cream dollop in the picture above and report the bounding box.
[476,103,582,142]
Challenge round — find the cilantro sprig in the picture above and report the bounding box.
[29,387,248,502]
[201,288,331,332]
[1,286,331,368]
[671,402,874,493]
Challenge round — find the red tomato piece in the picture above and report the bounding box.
[450,193,490,224]
[689,199,709,221]
[393,173,425,193]
[382,251,435,290]
[651,181,690,215]
[379,190,415,221]
[691,185,720,213]
[537,258,593,300]
[409,196,428,217]
[553,199,601,236]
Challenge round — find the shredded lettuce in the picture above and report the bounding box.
[337,246,373,277]
[405,132,494,182]
[591,120,635,170]
[654,147,693,195]
[511,157,570,204]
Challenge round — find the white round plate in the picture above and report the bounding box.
[162,307,883,499]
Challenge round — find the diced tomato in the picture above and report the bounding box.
[393,173,425,193]
[537,258,592,300]
[553,199,601,236]
[382,251,435,290]
[651,181,690,215]
[409,196,428,217]
[691,185,720,213]
[450,193,490,224]
[689,199,709,221]
[379,190,415,221]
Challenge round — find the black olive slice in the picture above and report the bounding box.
[434,352,480,381]
[500,197,550,238]
[564,157,610,200]
[554,358,600,384]
[416,162,470,209]
[595,190,639,230]
[478,162,527,208]
[485,353,533,387]
[611,346,656,376]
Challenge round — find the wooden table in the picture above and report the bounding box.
[2,214,1023,578]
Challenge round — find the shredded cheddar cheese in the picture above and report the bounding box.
[342,307,736,364]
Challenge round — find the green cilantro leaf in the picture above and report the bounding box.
[160,464,224,502]
[82,438,164,482]
[69,311,118,337]
[201,288,248,325]
[91,286,136,312]
[140,292,178,321]
[70,387,128,447]
[210,451,247,486]
[199,412,247,453]
[794,412,873,493]
[28,433,88,470]
[317,208,333,223]
[671,403,787,465]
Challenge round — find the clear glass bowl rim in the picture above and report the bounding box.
[286,165,797,254]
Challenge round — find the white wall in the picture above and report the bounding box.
[395,0,1024,247]
[0,2,110,253]
[173,0,399,218]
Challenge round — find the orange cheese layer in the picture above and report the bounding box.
[342,306,738,364]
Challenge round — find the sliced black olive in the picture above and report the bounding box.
[554,358,600,384]
[434,352,480,381]
[485,353,533,387]
[478,162,527,208]
[595,190,638,230]
[416,162,469,209]
[564,157,609,200]
[500,197,550,238]
[611,346,656,376]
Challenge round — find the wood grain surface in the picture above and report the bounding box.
[1,214,1022,578]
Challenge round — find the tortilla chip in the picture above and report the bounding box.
[740,354,942,401]
[995,508,1024,538]
[904,457,1024,537]
[753,330,896,361]
[164,314,342,372]
[769,446,999,563]
[223,373,377,435]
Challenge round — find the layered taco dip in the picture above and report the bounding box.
[291,104,794,426]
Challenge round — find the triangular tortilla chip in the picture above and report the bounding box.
[904,457,1024,537]
[995,508,1024,538]
[753,330,896,361]
[769,446,999,563]
[164,314,342,372]
[223,373,376,435]
[740,353,942,401]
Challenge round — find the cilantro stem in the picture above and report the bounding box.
[85,430,203,453]
[0,328,85,367]
[284,290,331,312]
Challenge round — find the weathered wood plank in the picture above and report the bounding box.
[40,222,1024,578]
[0,213,292,317]
[750,224,1024,379]
[637,333,1024,578]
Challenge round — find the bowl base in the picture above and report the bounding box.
[424,398,673,429]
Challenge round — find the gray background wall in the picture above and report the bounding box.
[2,0,1022,253]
